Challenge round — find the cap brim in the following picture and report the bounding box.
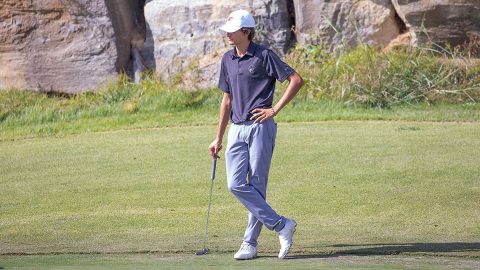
[220,24,241,33]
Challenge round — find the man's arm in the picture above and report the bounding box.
[251,72,304,123]
[208,92,232,158]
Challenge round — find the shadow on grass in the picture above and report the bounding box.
[287,242,480,259]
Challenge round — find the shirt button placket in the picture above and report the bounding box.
[237,58,241,76]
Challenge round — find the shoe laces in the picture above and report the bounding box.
[239,242,254,252]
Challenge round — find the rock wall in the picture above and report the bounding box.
[142,0,292,88]
[0,0,115,92]
[294,0,480,50]
[0,0,478,92]
[396,0,480,47]
[293,0,407,49]
[0,0,144,93]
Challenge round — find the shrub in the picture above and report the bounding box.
[284,44,480,108]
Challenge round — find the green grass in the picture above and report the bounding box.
[285,45,480,107]
[1,43,479,268]
[1,44,479,141]
[1,121,479,268]
[1,86,479,141]
[0,77,223,140]
[1,253,478,270]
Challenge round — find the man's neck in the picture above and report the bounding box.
[235,40,251,58]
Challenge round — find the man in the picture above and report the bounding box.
[208,9,304,260]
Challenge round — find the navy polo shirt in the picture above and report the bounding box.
[218,42,295,123]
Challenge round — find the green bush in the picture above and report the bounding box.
[285,44,480,108]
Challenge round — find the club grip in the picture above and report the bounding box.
[211,155,218,180]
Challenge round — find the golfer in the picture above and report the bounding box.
[208,10,304,260]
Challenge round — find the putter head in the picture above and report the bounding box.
[195,248,209,256]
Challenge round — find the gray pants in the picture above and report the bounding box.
[225,118,285,247]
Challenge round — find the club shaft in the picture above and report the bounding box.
[202,156,217,249]
[203,178,214,249]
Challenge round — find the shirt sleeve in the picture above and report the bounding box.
[217,56,230,93]
[263,50,295,83]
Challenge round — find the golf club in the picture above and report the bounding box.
[195,153,218,256]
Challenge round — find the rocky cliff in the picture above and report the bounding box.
[142,0,293,88]
[294,0,406,49]
[396,0,480,46]
[0,0,145,93]
[0,0,478,92]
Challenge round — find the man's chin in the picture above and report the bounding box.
[227,40,235,46]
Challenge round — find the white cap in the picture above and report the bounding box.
[220,10,255,33]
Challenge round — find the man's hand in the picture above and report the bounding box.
[252,72,303,124]
[250,107,276,123]
[208,139,222,158]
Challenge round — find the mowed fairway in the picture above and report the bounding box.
[1,121,479,269]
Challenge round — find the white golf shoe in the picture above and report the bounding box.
[233,242,257,260]
[277,218,297,259]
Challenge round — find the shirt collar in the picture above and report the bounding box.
[231,42,256,59]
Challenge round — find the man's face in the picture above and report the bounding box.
[226,29,248,46]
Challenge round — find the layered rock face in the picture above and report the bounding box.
[142,0,292,88]
[0,0,478,92]
[293,0,480,50]
[396,0,480,47]
[0,0,117,92]
[293,0,407,49]
[0,0,144,93]
[143,0,479,89]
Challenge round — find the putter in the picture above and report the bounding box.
[196,153,218,256]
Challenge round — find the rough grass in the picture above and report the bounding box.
[284,45,480,108]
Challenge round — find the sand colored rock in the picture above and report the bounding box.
[0,0,478,92]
